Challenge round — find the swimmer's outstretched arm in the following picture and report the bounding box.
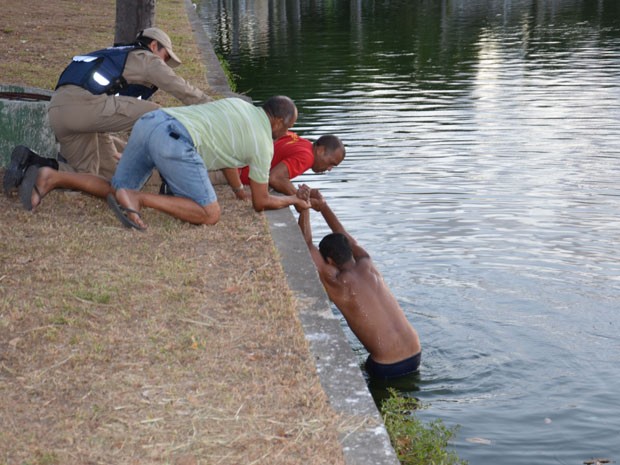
[298,207,313,247]
[307,188,370,261]
[298,207,337,278]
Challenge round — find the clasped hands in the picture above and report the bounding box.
[296,184,325,211]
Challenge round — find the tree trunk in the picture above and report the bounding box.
[114,0,156,45]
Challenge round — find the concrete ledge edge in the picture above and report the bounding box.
[266,208,400,465]
[184,4,400,463]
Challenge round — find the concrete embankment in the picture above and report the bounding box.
[183,3,400,463]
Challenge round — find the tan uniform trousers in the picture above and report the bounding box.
[48,86,159,180]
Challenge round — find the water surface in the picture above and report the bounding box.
[197,1,620,463]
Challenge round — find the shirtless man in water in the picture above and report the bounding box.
[297,187,422,379]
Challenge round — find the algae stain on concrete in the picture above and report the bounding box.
[0,85,58,166]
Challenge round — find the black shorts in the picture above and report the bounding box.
[365,351,422,380]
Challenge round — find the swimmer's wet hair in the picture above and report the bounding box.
[319,233,353,266]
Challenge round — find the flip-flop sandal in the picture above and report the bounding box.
[18,165,42,211]
[106,193,145,231]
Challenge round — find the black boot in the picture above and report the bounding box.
[34,155,59,170]
[3,145,58,196]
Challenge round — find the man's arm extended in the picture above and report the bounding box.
[298,207,338,276]
[269,139,314,194]
[298,207,313,247]
[268,162,297,195]
[249,179,309,211]
[309,189,370,260]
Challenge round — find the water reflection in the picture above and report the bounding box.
[198,1,620,463]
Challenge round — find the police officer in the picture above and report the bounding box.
[4,27,212,193]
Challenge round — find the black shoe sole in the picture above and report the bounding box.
[3,145,33,196]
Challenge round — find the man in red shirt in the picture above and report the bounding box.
[238,132,345,195]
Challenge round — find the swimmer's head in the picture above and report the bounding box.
[319,233,352,266]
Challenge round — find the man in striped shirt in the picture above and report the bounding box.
[18,96,310,229]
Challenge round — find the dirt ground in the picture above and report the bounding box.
[0,1,347,464]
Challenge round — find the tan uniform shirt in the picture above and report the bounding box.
[48,49,211,179]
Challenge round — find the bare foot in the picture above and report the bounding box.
[115,188,147,229]
[30,167,56,211]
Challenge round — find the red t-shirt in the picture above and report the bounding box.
[239,131,314,185]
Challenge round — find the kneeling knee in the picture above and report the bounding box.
[201,202,221,225]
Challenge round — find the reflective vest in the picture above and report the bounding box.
[55,45,157,99]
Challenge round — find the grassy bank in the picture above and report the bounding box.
[0,1,346,464]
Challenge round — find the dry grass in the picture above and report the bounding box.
[0,0,211,106]
[0,188,345,465]
[0,0,117,91]
[0,1,346,464]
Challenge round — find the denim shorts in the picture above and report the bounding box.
[111,109,217,206]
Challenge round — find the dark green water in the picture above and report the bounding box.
[197,1,620,463]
